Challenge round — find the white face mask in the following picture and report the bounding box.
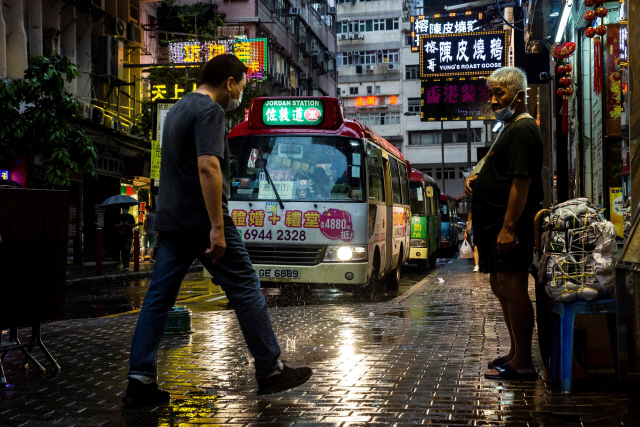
[225,80,243,111]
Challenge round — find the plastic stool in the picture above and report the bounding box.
[551,299,617,393]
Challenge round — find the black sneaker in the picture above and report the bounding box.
[122,378,171,407]
[257,361,312,395]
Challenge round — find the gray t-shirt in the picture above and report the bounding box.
[144,212,155,234]
[154,92,231,232]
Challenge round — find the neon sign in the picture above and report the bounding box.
[0,170,8,180]
[410,13,483,52]
[168,38,268,81]
[353,95,400,107]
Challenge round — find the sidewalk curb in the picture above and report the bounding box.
[66,265,203,286]
[392,267,437,303]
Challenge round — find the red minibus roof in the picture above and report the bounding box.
[228,97,405,161]
[409,168,438,187]
[440,193,457,202]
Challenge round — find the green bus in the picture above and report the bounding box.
[408,168,441,269]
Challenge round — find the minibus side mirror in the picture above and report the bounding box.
[367,147,383,168]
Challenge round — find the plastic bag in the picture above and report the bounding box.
[460,240,474,259]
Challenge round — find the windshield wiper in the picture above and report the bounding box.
[256,149,284,210]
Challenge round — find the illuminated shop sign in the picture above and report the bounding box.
[410,12,483,52]
[168,38,268,81]
[262,99,324,126]
[0,170,8,180]
[620,23,628,65]
[419,31,508,78]
[420,78,492,121]
[354,95,399,107]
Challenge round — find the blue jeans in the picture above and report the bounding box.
[127,223,281,380]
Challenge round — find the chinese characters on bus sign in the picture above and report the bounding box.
[410,13,483,52]
[262,99,324,126]
[420,78,492,121]
[419,31,508,78]
[168,38,268,81]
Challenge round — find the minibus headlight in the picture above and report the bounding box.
[324,246,367,262]
[410,239,427,248]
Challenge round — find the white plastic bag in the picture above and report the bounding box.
[460,239,474,259]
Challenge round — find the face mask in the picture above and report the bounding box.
[493,91,522,122]
[225,80,243,111]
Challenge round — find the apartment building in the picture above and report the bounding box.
[336,0,498,199]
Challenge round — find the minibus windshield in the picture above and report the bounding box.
[409,181,425,215]
[229,136,365,202]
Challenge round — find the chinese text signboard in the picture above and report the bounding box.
[420,78,492,121]
[419,31,508,78]
[168,38,268,81]
[151,140,161,180]
[262,99,324,126]
[0,170,8,181]
[410,13,483,52]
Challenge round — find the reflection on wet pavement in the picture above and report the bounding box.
[1,255,635,426]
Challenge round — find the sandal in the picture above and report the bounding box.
[484,363,539,380]
[488,356,508,369]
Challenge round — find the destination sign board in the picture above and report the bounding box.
[410,12,483,52]
[262,99,324,126]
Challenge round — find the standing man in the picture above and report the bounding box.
[141,205,156,263]
[123,54,312,407]
[116,206,135,271]
[465,67,543,380]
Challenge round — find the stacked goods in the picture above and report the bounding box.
[539,199,617,302]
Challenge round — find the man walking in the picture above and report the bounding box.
[140,205,156,263]
[465,67,543,380]
[116,206,135,271]
[123,54,312,406]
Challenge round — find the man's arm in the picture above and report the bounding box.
[198,155,226,262]
[496,176,531,254]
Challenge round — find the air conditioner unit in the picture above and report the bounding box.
[299,72,310,80]
[108,17,126,38]
[311,82,319,90]
[93,36,123,79]
[388,63,400,71]
[129,4,139,23]
[90,105,104,125]
[365,64,374,71]
[339,34,348,41]
[379,104,388,108]
[289,7,300,16]
[104,114,114,129]
[127,22,144,47]
[328,7,337,15]
[77,100,90,118]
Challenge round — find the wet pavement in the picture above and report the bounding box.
[1,256,636,426]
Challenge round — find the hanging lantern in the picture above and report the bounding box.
[584,0,596,6]
[585,10,596,22]
[560,77,573,86]
[558,65,566,73]
[586,27,597,38]
[559,77,567,85]
[565,87,574,96]
[564,64,573,73]
[595,7,608,18]
[557,88,566,96]
[595,25,607,36]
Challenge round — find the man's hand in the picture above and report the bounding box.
[464,174,477,196]
[496,226,517,254]
[205,227,226,263]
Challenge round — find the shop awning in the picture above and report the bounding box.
[525,0,564,47]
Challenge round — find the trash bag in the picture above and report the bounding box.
[460,239,474,259]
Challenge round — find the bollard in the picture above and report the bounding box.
[133,229,140,272]
[96,228,102,275]
[164,306,194,335]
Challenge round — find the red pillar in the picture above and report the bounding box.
[133,229,140,272]
[95,228,102,275]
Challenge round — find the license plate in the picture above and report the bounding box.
[258,268,301,279]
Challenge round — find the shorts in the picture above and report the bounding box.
[142,232,156,249]
[478,243,533,274]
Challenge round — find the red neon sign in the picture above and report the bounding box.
[355,97,364,107]
[390,95,398,105]
[366,96,375,106]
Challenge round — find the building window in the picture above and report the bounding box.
[350,87,359,95]
[408,129,483,145]
[375,86,381,94]
[408,97,420,113]
[405,35,413,46]
[362,51,376,64]
[405,65,418,80]
[358,113,401,126]
[435,168,442,180]
[367,86,373,95]
[444,168,456,180]
[378,49,399,63]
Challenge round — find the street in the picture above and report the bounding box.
[1,255,635,426]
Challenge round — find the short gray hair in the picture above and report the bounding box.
[487,67,528,95]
